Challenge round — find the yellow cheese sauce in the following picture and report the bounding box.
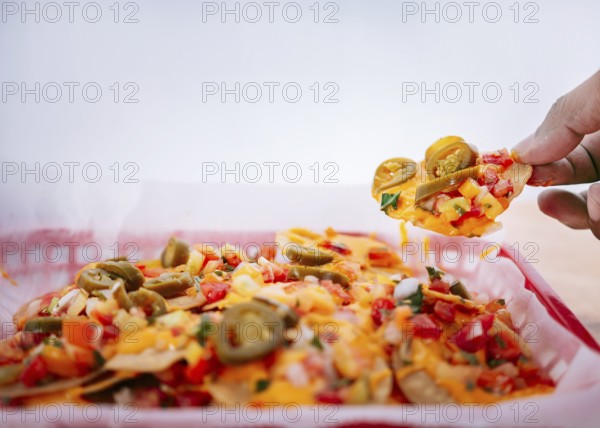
[373,161,500,237]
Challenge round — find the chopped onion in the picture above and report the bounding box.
[393,277,420,300]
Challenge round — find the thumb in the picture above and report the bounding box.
[512,70,600,165]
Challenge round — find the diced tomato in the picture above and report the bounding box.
[429,278,450,294]
[368,247,396,268]
[492,179,513,198]
[175,390,212,407]
[257,260,287,283]
[517,359,554,387]
[320,240,351,256]
[453,313,494,352]
[138,267,165,278]
[263,350,278,370]
[20,332,50,349]
[451,206,483,227]
[477,166,500,190]
[63,319,102,349]
[476,370,516,395]
[433,300,456,323]
[200,282,230,304]
[185,351,219,384]
[321,280,352,305]
[482,149,514,168]
[410,314,442,340]
[222,251,242,268]
[371,298,395,327]
[93,310,114,326]
[155,362,186,387]
[102,324,120,341]
[19,355,48,387]
[259,244,278,261]
[316,390,344,404]
[273,267,288,283]
[486,329,522,362]
[204,252,221,265]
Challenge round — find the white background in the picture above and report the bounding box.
[1,0,599,229]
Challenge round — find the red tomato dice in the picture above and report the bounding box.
[411,314,442,340]
[19,355,48,387]
[320,240,351,256]
[476,370,516,395]
[482,149,514,168]
[429,278,450,294]
[486,329,522,362]
[368,248,396,268]
[492,179,513,198]
[316,390,344,404]
[433,300,456,323]
[371,298,395,327]
[200,282,229,304]
[453,313,494,352]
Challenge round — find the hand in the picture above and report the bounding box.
[512,70,600,238]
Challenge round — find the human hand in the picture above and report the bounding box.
[512,70,600,238]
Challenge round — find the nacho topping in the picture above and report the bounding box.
[0,229,553,406]
[373,138,533,237]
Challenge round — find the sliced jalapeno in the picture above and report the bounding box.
[215,302,285,365]
[415,165,482,205]
[372,157,418,195]
[77,268,120,294]
[111,279,132,310]
[96,261,145,292]
[128,288,168,318]
[284,245,334,267]
[252,296,299,328]
[143,272,193,298]
[449,280,472,300]
[23,317,63,334]
[286,266,350,289]
[161,237,190,268]
[425,136,478,178]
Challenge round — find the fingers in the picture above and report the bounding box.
[527,131,600,186]
[513,70,600,165]
[587,183,600,239]
[538,189,589,229]
[538,184,600,239]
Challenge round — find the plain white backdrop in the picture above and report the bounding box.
[1,0,599,229]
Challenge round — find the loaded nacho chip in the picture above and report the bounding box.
[372,136,532,237]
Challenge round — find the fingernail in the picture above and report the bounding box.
[511,133,535,162]
[588,183,600,222]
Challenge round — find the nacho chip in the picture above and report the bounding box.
[372,137,532,237]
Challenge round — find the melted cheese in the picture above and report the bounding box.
[373,161,506,237]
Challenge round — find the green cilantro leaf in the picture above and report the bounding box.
[196,316,216,346]
[93,350,106,368]
[380,192,401,213]
[488,358,507,369]
[461,351,480,366]
[495,334,507,349]
[404,285,424,313]
[255,379,271,393]
[311,335,324,351]
[425,266,445,281]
